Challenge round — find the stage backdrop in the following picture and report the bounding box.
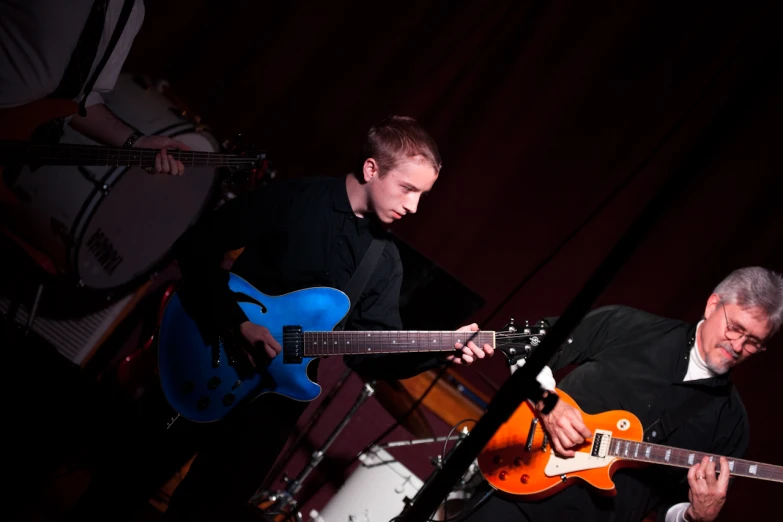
[122,1,782,519]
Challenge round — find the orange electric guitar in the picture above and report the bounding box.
[477,388,783,500]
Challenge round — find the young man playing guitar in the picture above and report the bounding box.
[0,0,188,176]
[97,114,494,522]
[467,267,783,522]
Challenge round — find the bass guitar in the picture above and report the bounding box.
[156,272,545,422]
[477,388,783,499]
[0,98,264,204]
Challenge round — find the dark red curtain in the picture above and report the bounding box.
[124,1,782,519]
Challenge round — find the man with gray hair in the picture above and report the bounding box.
[462,266,783,522]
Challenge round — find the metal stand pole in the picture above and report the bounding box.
[251,380,376,521]
[260,366,355,491]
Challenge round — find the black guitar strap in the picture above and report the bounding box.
[49,0,109,102]
[333,238,385,331]
[35,0,135,147]
[76,0,136,116]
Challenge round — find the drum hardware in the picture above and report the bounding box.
[259,366,355,492]
[5,73,222,300]
[251,380,378,522]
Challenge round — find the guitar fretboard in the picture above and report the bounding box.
[609,438,783,483]
[300,331,496,357]
[0,141,256,168]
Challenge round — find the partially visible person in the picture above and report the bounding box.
[0,0,188,174]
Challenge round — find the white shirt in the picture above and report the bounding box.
[0,0,145,108]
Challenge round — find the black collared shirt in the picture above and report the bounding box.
[509,305,749,521]
[173,175,441,380]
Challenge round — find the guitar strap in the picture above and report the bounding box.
[50,0,109,102]
[75,0,136,117]
[333,238,386,331]
[36,0,135,146]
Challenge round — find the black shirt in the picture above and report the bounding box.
[172,175,442,380]
[512,305,749,521]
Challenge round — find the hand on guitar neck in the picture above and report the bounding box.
[534,391,593,457]
[69,102,190,175]
[685,455,730,522]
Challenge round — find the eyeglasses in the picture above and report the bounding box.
[722,303,766,354]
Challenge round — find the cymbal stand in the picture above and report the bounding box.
[250,380,377,521]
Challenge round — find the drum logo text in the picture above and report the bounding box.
[86,228,124,275]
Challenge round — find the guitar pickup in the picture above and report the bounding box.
[283,326,303,364]
[590,430,612,458]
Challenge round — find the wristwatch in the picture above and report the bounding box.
[123,130,144,148]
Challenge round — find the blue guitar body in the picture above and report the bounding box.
[157,273,350,422]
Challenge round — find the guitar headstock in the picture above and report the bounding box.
[220,133,277,188]
[495,318,550,366]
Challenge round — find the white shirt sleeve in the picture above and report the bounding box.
[509,358,557,392]
[665,502,691,522]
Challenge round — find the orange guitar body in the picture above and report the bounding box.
[477,388,645,500]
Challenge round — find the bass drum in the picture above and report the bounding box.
[9,73,221,297]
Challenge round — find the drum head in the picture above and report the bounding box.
[76,137,218,290]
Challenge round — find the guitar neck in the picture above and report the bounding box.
[300,331,496,357]
[609,438,783,483]
[0,140,252,168]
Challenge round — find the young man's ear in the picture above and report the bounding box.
[363,158,380,183]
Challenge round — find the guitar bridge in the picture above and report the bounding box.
[525,417,539,452]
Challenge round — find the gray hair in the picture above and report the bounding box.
[713,266,783,335]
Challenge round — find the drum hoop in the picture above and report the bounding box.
[151,121,199,138]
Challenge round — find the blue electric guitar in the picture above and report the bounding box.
[157,273,546,422]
